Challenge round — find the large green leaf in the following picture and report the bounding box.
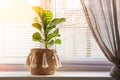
[46,26,59,35]
[47,28,60,41]
[55,39,61,44]
[41,10,53,30]
[41,11,46,27]
[32,32,42,42]
[44,10,53,25]
[47,33,60,41]
[32,23,42,31]
[47,18,66,28]
[46,26,55,34]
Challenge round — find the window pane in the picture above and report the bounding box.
[0,24,35,63]
[52,0,106,60]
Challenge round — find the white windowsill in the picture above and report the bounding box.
[0,71,115,80]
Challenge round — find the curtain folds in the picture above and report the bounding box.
[81,0,120,79]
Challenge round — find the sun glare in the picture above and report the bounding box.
[0,0,9,7]
[26,0,40,6]
[0,0,35,23]
[66,0,81,9]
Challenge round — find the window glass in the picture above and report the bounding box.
[51,0,106,61]
[0,0,107,64]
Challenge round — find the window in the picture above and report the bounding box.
[50,0,112,71]
[51,0,107,60]
[0,0,112,71]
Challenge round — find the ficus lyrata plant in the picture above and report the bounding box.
[32,6,66,49]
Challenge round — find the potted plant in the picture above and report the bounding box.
[26,6,66,75]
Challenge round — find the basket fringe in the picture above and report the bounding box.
[26,53,31,67]
[54,53,62,68]
[26,51,62,69]
[30,53,37,68]
[42,53,49,68]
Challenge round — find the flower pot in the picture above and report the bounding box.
[26,48,62,75]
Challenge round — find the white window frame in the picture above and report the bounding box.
[0,58,113,71]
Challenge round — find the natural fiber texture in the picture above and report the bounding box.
[26,48,62,75]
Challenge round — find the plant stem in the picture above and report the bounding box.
[45,34,48,49]
[45,44,47,49]
[44,29,48,49]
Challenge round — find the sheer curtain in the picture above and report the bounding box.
[81,0,120,79]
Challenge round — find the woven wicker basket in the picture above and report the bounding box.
[26,48,60,75]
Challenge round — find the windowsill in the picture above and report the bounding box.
[0,71,115,80]
[0,59,113,71]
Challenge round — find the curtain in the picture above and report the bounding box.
[81,0,120,79]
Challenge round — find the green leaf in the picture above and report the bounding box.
[44,10,53,25]
[55,39,61,44]
[46,26,55,34]
[46,27,59,35]
[53,28,59,34]
[48,33,60,41]
[47,18,66,28]
[48,39,54,47]
[41,10,53,30]
[32,23,42,31]
[41,11,46,26]
[47,28,60,41]
[32,32,42,42]
[34,17,39,23]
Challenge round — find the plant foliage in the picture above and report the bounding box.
[32,6,66,49]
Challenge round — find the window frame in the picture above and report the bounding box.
[0,58,113,71]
